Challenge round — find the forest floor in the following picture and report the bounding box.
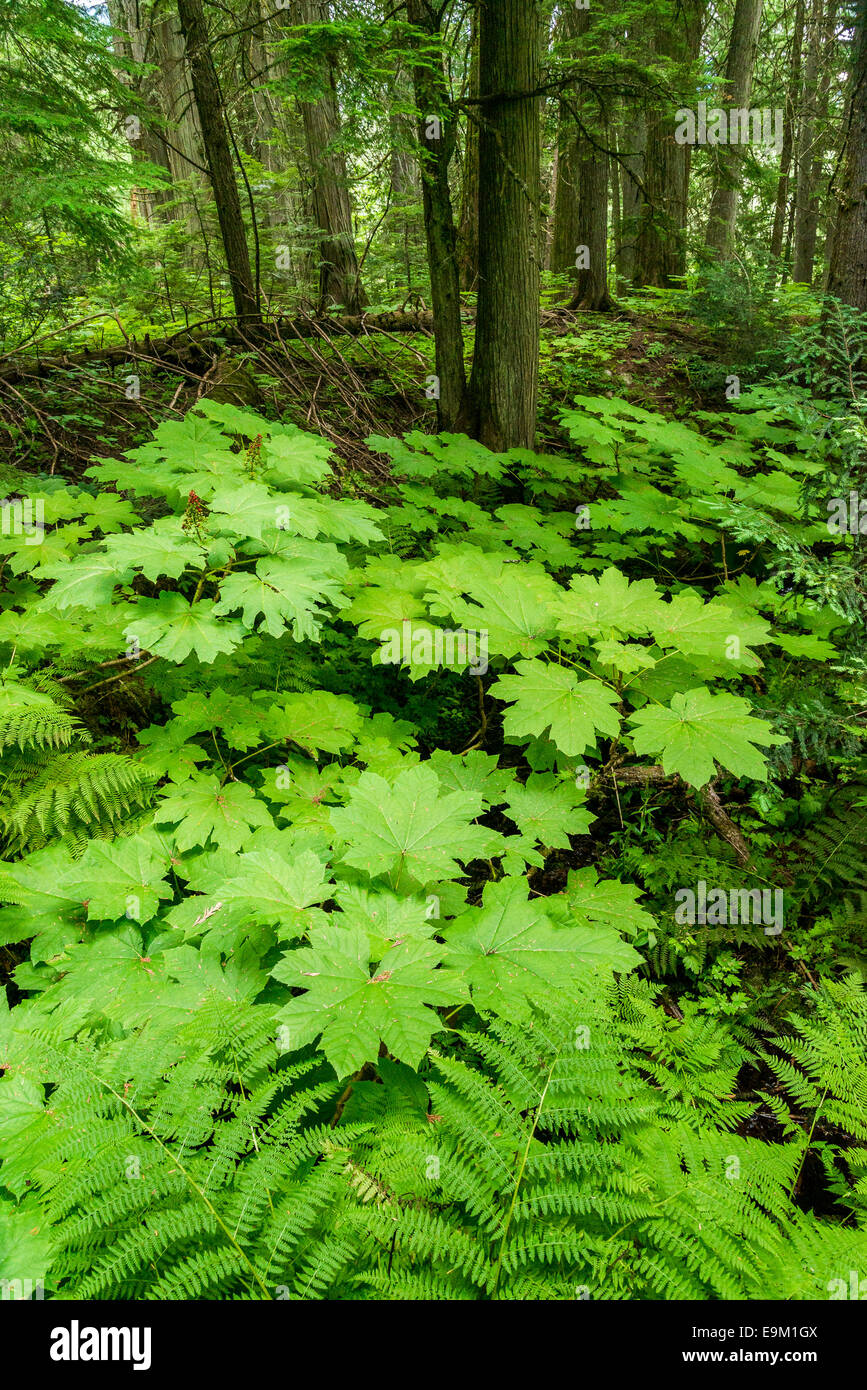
[0,297,732,485]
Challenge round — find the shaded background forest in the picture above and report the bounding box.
[2,0,866,465]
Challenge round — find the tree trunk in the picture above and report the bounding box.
[151,10,209,211]
[619,114,646,284]
[825,0,867,308]
[175,0,259,322]
[567,139,612,309]
[769,0,805,278]
[704,0,764,257]
[550,5,583,276]
[406,0,468,430]
[467,0,541,450]
[458,0,480,290]
[565,9,613,313]
[293,0,366,314]
[792,0,824,283]
[107,0,174,224]
[633,1,705,288]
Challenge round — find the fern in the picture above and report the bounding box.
[0,683,154,855]
[339,983,866,1301]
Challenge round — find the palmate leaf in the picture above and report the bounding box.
[503,773,594,848]
[154,775,273,852]
[102,519,206,582]
[187,848,333,940]
[443,878,638,1020]
[135,723,209,783]
[272,921,467,1074]
[267,692,363,755]
[628,687,786,788]
[123,594,245,664]
[422,552,560,658]
[56,833,173,923]
[37,553,128,610]
[214,554,347,640]
[210,482,282,540]
[554,566,667,639]
[168,688,270,752]
[330,764,502,891]
[490,659,621,757]
[560,866,657,939]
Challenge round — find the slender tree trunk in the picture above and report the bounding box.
[793,0,824,282]
[152,10,209,212]
[467,0,541,449]
[705,0,764,257]
[619,114,646,284]
[458,0,480,290]
[634,0,705,288]
[389,97,418,294]
[293,0,366,313]
[550,6,583,276]
[769,0,805,278]
[808,0,839,279]
[406,0,468,430]
[565,10,613,314]
[108,0,173,223]
[175,0,259,322]
[825,0,867,309]
[610,152,622,288]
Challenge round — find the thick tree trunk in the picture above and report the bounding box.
[151,10,208,207]
[244,5,301,238]
[704,0,764,257]
[175,0,259,322]
[293,0,366,314]
[567,139,612,309]
[825,0,867,309]
[550,137,582,275]
[467,0,541,449]
[769,0,805,278]
[406,0,468,430]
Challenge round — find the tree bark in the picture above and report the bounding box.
[704,0,764,257]
[175,0,259,322]
[792,0,824,283]
[565,10,613,315]
[406,0,468,430]
[768,0,805,279]
[550,4,583,275]
[619,113,646,284]
[633,1,705,288]
[293,0,366,314]
[825,0,867,309]
[467,0,541,450]
[457,0,480,291]
[107,0,173,224]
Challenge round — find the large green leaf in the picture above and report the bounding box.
[330,764,501,890]
[154,775,273,851]
[629,687,785,787]
[490,659,621,756]
[444,878,638,1019]
[272,922,466,1073]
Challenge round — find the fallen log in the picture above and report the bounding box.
[0,311,439,388]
